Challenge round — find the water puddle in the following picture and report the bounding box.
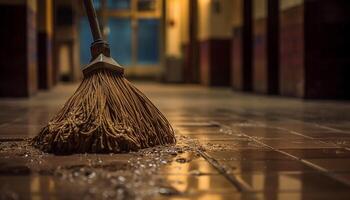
[0,135,210,199]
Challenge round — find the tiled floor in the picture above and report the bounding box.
[0,82,350,199]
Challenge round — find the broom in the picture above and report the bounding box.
[32,0,176,154]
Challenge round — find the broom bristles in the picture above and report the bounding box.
[32,70,176,154]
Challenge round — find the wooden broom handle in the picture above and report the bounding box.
[83,0,110,58]
[83,0,103,42]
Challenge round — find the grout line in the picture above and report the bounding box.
[311,123,350,134]
[228,108,349,134]
[177,131,253,192]
[218,123,350,187]
[226,113,350,151]
[178,114,350,190]
[196,149,254,193]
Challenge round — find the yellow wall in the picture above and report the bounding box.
[198,0,233,41]
[180,0,189,44]
[253,0,267,19]
[37,0,53,35]
[165,0,190,58]
[280,0,304,10]
[232,0,243,28]
[210,0,233,39]
[166,0,235,56]
[197,0,211,41]
[165,0,184,58]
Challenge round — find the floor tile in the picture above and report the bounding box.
[283,148,350,159]
[259,139,337,149]
[233,172,350,192]
[0,83,349,199]
[154,192,263,200]
[305,159,350,172]
[160,175,238,193]
[206,149,292,161]
[231,126,308,139]
[219,160,315,173]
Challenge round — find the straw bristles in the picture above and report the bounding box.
[32,70,176,154]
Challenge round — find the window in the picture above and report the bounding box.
[137,19,159,64]
[80,0,161,72]
[79,17,92,65]
[137,0,157,11]
[108,18,132,65]
[107,0,131,10]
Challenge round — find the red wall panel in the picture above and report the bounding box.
[279,5,305,97]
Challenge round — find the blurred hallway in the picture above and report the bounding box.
[1,0,350,199]
[1,0,349,98]
[1,82,350,199]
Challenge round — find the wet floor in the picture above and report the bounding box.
[0,82,350,200]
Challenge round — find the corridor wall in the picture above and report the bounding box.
[37,0,54,89]
[252,0,279,94]
[0,0,38,97]
[279,0,350,98]
[198,0,232,86]
[231,0,252,91]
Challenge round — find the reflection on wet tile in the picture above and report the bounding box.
[170,151,203,161]
[0,153,133,175]
[298,131,350,139]
[206,149,292,161]
[322,123,350,132]
[161,175,238,193]
[187,134,241,140]
[176,127,222,135]
[334,173,350,183]
[0,175,81,199]
[1,83,350,199]
[0,124,43,138]
[200,139,265,149]
[174,122,220,128]
[154,192,264,200]
[306,159,350,172]
[256,121,331,133]
[169,116,235,124]
[219,160,315,173]
[260,139,337,149]
[0,115,19,125]
[277,191,350,200]
[234,172,350,192]
[283,148,350,159]
[319,139,350,148]
[231,126,307,139]
[159,160,219,175]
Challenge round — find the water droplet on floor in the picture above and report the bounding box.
[189,170,203,176]
[175,158,187,163]
[118,176,126,183]
[158,186,180,196]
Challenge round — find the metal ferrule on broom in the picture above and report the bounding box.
[82,0,124,76]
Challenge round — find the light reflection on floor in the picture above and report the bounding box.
[0,82,350,199]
